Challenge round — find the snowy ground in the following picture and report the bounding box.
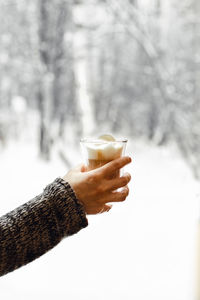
[0,139,199,300]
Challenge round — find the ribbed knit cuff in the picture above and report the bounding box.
[44,178,88,237]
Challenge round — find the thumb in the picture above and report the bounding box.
[81,164,87,172]
[73,164,87,172]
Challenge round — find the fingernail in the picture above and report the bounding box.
[123,186,129,193]
[107,205,112,211]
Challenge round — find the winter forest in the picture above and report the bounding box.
[0,1,200,300]
[0,0,199,178]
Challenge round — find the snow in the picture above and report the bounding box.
[0,139,199,300]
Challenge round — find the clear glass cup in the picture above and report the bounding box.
[80,138,128,176]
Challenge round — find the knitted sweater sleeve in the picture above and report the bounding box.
[0,178,88,277]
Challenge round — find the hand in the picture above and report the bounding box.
[63,156,132,215]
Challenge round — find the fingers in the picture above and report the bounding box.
[105,172,131,191]
[97,156,132,178]
[99,204,113,213]
[100,186,129,204]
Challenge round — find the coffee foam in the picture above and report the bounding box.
[85,142,123,160]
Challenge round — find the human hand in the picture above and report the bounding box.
[63,156,132,215]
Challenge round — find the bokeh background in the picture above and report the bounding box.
[0,0,200,299]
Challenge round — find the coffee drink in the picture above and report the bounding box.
[80,134,127,173]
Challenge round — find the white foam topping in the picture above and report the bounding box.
[85,141,123,160]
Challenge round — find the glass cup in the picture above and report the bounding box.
[80,138,128,177]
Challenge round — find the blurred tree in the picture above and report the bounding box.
[0,0,200,177]
[37,0,78,159]
[174,0,200,178]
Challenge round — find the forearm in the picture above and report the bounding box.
[0,178,88,277]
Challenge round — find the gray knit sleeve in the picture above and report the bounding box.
[0,178,88,277]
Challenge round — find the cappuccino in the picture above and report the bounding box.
[80,135,126,172]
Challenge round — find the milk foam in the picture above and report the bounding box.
[86,141,123,160]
